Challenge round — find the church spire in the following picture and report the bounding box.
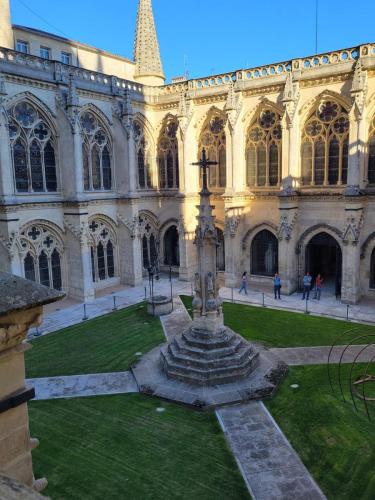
[133,0,165,86]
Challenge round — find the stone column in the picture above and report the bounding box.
[277,202,299,294]
[0,97,14,200]
[225,123,234,193]
[63,210,95,301]
[231,120,246,193]
[341,202,364,304]
[0,272,63,492]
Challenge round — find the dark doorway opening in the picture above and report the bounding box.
[305,232,342,297]
[164,226,180,266]
[216,228,225,271]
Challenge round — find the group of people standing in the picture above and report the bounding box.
[238,271,324,300]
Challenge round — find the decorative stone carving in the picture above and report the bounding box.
[63,217,88,246]
[351,59,367,119]
[282,72,300,127]
[277,212,298,241]
[225,215,240,238]
[225,81,243,129]
[117,213,138,239]
[342,212,364,245]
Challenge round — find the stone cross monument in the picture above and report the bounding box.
[133,149,287,408]
[160,149,259,386]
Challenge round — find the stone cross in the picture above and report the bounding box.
[191,148,218,193]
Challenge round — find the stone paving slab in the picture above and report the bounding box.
[160,296,192,341]
[270,344,375,366]
[27,371,139,400]
[216,402,326,500]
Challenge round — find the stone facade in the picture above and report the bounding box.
[0,0,375,303]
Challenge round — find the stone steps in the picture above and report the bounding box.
[161,348,260,386]
[167,341,255,370]
[181,329,236,349]
[173,335,244,359]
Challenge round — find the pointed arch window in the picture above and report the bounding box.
[88,218,117,283]
[368,117,375,185]
[139,214,159,270]
[133,119,152,189]
[199,115,226,189]
[20,223,63,291]
[163,226,180,266]
[81,111,112,191]
[301,101,349,186]
[246,109,282,188]
[158,117,179,190]
[9,101,58,194]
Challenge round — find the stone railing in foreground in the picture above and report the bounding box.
[0,272,64,495]
[161,43,375,95]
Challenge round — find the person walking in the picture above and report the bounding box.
[273,273,281,299]
[239,272,248,295]
[302,272,312,300]
[314,273,323,300]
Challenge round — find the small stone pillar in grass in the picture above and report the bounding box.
[0,272,64,493]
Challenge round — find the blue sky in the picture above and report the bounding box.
[10,0,375,82]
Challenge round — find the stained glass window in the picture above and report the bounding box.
[89,218,117,282]
[199,115,226,189]
[158,117,179,190]
[301,101,349,186]
[246,109,282,188]
[80,111,112,191]
[9,101,57,194]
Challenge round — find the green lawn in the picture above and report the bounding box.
[29,394,249,500]
[266,364,375,500]
[26,303,165,378]
[180,296,375,348]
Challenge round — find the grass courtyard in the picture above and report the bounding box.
[25,303,164,378]
[180,295,375,348]
[29,394,249,500]
[26,300,375,499]
[265,364,375,500]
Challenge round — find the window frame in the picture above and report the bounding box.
[40,46,51,60]
[16,40,29,54]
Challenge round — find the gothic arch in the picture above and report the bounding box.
[295,224,343,255]
[6,92,57,131]
[361,231,375,259]
[242,98,283,131]
[133,112,155,144]
[16,219,65,290]
[195,106,226,137]
[88,214,117,240]
[79,104,113,134]
[159,218,179,236]
[87,215,118,283]
[299,90,351,125]
[242,222,278,250]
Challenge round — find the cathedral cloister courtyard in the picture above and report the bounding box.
[1,0,375,498]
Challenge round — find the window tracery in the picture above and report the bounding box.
[157,117,179,189]
[368,116,375,185]
[139,213,159,269]
[199,115,226,188]
[246,109,282,187]
[8,101,58,193]
[88,218,116,282]
[133,119,152,189]
[81,111,112,191]
[18,223,63,290]
[301,101,349,186]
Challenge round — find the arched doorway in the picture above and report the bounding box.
[251,230,278,276]
[216,228,225,271]
[164,226,180,266]
[305,232,342,297]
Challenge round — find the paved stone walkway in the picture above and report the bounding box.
[216,402,326,500]
[159,295,191,341]
[27,371,139,400]
[28,276,375,339]
[270,344,375,366]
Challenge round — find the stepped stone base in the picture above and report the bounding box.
[131,341,287,410]
[160,324,260,386]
